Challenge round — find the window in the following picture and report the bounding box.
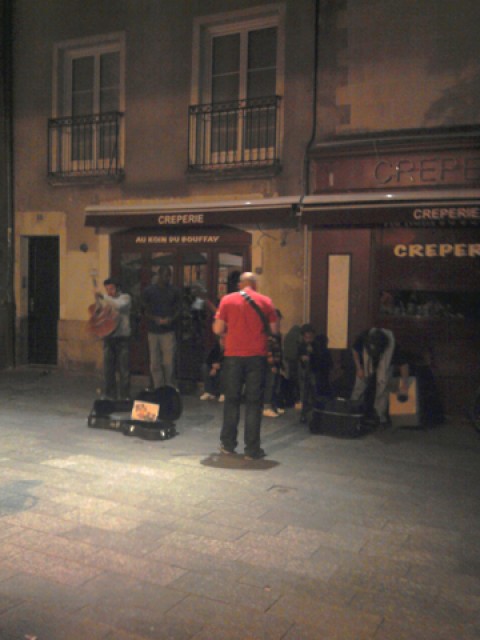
[49,33,125,178]
[69,48,120,165]
[190,6,284,170]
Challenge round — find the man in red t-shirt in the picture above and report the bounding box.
[213,272,278,459]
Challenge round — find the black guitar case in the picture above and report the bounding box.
[87,386,182,441]
[309,397,369,438]
[87,398,133,430]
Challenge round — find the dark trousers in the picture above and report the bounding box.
[299,366,316,412]
[104,337,130,399]
[201,363,224,397]
[264,368,282,408]
[220,356,267,455]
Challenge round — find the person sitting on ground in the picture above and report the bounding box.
[296,324,333,422]
[282,324,302,407]
[263,309,286,418]
[200,335,225,402]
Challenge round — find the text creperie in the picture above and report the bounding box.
[158,214,205,225]
[394,243,480,257]
[413,207,480,221]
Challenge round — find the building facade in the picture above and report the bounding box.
[11,0,480,412]
[304,0,480,413]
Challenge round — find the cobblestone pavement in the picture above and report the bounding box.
[0,367,479,639]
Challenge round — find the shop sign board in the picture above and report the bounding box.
[411,206,480,224]
[377,228,480,290]
[110,226,252,252]
[302,205,480,228]
[393,242,480,258]
[85,206,297,229]
[312,150,480,192]
[134,234,221,245]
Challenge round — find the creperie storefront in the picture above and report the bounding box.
[305,127,480,415]
[304,202,480,415]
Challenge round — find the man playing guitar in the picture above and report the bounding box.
[93,278,132,400]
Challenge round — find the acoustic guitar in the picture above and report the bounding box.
[87,274,119,338]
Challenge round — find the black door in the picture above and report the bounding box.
[28,236,59,364]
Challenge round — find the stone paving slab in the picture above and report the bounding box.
[0,368,479,639]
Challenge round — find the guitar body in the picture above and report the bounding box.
[87,301,119,338]
[87,273,120,339]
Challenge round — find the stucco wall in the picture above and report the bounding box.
[13,0,314,370]
[251,227,306,332]
[333,0,480,134]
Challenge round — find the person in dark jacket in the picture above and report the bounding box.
[142,266,182,388]
[296,324,333,422]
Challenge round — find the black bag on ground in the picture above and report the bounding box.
[122,420,177,441]
[135,386,183,422]
[415,365,445,426]
[87,398,133,429]
[309,397,369,438]
[87,386,182,440]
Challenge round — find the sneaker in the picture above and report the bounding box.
[294,402,303,410]
[244,449,266,461]
[200,392,215,401]
[218,394,225,403]
[275,407,285,415]
[219,445,235,455]
[263,408,279,418]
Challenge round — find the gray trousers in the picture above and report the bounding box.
[147,331,176,388]
[351,369,392,423]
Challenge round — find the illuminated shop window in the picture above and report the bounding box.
[379,290,480,320]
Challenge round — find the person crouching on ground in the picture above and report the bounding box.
[351,327,409,427]
[263,309,286,418]
[200,335,225,402]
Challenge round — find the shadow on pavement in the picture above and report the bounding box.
[200,453,279,470]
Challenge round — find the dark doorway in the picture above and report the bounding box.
[28,236,59,364]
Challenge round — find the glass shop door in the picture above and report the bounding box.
[111,234,251,388]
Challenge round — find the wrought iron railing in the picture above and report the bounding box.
[48,111,124,178]
[188,96,281,170]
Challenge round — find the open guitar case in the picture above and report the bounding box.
[87,386,182,441]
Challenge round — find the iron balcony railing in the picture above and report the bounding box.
[188,96,281,170]
[48,111,124,178]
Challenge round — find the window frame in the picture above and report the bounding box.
[52,32,126,174]
[191,4,285,168]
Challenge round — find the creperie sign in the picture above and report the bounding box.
[157,214,205,225]
[374,156,480,185]
[412,207,480,222]
[394,243,480,257]
[312,150,480,192]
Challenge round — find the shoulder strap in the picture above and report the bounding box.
[239,290,272,336]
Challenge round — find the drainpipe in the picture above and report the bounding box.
[298,0,320,322]
[0,0,15,368]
